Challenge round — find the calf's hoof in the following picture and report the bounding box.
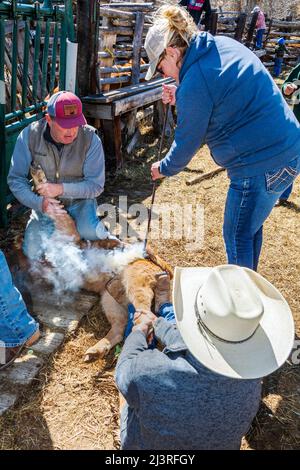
[83,340,110,362]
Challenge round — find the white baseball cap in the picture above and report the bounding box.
[144,21,174,81]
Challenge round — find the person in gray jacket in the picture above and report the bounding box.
[115,265,294,450]
[8,91,113,260]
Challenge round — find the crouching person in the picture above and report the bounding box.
[8,91,114,261]
[0,250,40,370]
[115,265,294,450]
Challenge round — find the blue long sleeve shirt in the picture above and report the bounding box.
[115,317,262,450]
[160,33,300,179]
[7,126,105,213]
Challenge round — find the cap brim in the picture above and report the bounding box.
[173,266,295,379]
[54,114,87,129]
[145,58,160,81]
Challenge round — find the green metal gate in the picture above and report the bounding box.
[0,0,75,226]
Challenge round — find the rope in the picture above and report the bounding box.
[143,103,170,254]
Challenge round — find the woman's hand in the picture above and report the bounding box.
[151,161,164,181]
[162,84,177,105]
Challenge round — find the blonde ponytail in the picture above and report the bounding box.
[153,4,198,49]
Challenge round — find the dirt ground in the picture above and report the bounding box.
[0,122,299,450]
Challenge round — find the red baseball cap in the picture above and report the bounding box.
[47,91,87,129]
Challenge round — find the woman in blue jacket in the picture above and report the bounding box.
[146,5,300,270]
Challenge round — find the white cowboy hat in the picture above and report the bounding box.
[173,265,295,379]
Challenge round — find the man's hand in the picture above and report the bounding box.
[284,83,298,96]
[162,84,177,106]
[132,309,157,343]
[42,197,67,217]
[37,182,63,198]
[151,161,164,181]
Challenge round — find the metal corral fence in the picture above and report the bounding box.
[0,0,74,226]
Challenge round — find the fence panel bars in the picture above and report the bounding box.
[21,19,29,109]
[0,19,6,226]
[32,20,41,102]
[49,22,58,92]
[59,19,67,91]
[41,19,50,98]
[10,18,18,111]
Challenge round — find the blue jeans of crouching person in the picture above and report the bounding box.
[223,156,300,271]
[23,198,110,260]
[0,250,39,348]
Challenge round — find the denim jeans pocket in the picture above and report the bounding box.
[265,161,299,194]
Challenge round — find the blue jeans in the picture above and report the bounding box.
[23,199,110,260]
[0,250,39,347]
[255,28,265,49]
[274,57,283,77]
[280,183,293,201]
[223,157,300,271]
[158,303,176,323]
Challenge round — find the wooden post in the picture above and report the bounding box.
[131,12,144,85]
[77,0,99,96]
[153,100,173,137]
[264,18,273,48]
[234,13,247,42]
[101,116,123,170]
[208,11,218,36]
[113,115,122,168]
[245,11,259,48]
[126,11,144,141]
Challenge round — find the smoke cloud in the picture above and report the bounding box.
[30,233,144,297]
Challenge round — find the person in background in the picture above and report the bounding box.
[115,265,294,450]
[277,62,300,205]
[252,5,266,50]
[274,37,289,78]
[180,0,212,30]
[0,249,40,370]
